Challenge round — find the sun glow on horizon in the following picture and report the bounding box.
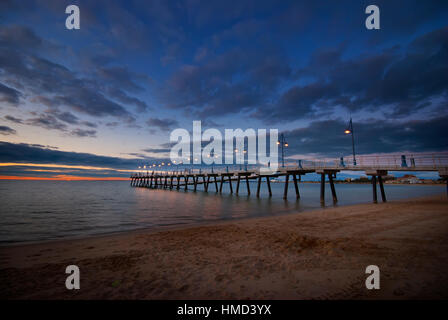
[0,162,138,172]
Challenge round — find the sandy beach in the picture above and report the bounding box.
[1,194,448,300]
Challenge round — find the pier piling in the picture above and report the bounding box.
[372,175,378,203]
[378,176,386,202]
[283,174,289,199]
[320,173,325,203]
[328,174,337,202]
[293,174,300,198]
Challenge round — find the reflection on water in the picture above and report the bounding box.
[0,180,444,244]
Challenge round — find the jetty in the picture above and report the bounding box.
[130,153,448,203]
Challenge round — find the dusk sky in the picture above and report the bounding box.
[0,0,447,178]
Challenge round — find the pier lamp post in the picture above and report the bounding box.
[277,134,288,167]
[234,148,242,170]
[208,153,219,173]
[194,158,198,174]
[214,154,219,172]
[344,117,357,166]
[243,149,247,171]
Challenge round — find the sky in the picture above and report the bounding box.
[0,0,447,179]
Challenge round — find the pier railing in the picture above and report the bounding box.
[131,153,448,177]
[282,153,448,171]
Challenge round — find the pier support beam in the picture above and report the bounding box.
[366,170,388,203]
[293,174,300,198]
[320,173,325,203]
[202,176,207,192]
[438,171,448,196]
[205,176,210,192]
[257,176,262,197]
[207,174,219,193]
[257,175,272,197]
[378,176,386,202]
[328,173,337,202]
[372,175,377,203]
[228,175,233,194]
[213,175,219,192]
[316,169,340,204]
[236,172,252,195]
[236,175,240,195]
[185,176,189,190]
[283,174,289,199]
[219,174,233,194]
[266,176,272,197]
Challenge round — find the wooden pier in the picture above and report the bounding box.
[130,154,448,204]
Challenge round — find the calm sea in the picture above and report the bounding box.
[0,180,444,244]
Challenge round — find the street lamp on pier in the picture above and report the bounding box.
[277,133,288,167]
[207,152,219,173]
[344,117,357,166]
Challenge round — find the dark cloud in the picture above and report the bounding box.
[0,82,21,105]
[52,111,79,125]
[82,121,98,128]
[125,152,148,158]
[105,122,119,128]
[256,27,448,122]
[0,125,17,135]
[142,147,171,154]
[107,88,148,112]
[4,115,23,124]
[97,67,147,93]
[0,48,132,119]
[0,141,151,169]
[284,116,448,157]
[22,112,98,137]
[146,117,179,132]
[0,25,42,50]
[158,47,291,117]
[25,114,67,131]
[0,24,145,124]
[70,129,97,138]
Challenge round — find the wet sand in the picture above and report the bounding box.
[1,195,448,299]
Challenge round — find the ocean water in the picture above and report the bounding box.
[0,180,445,244]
